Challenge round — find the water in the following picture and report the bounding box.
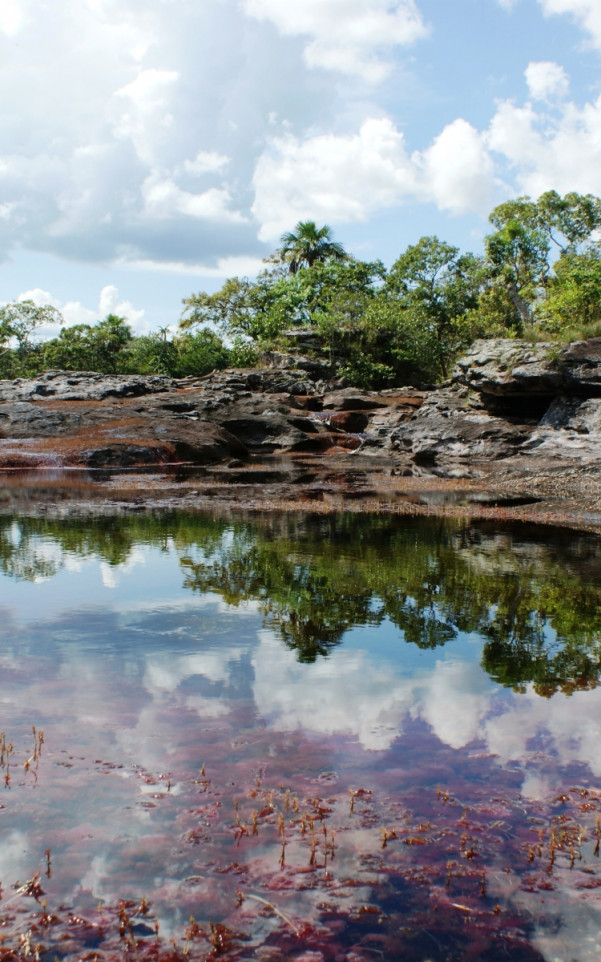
[1,511,601,960]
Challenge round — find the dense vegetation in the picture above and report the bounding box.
[2,191,601,388]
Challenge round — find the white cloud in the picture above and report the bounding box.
[9,284,148,337]
[252,116,495,239]
[525,61,570,101]
[252,630,415,750]
[538,0,601,50]
[416,118,496,215]
[114,68,180,166]
[181,151,230,176]
[141,173,247,223]
[0,0,25,35]
[241,0,428,82]
[118,254,266,278]
[252,118,415,239]
[487,91,601,198]
[0,0,267,270]
[98,284,147,330]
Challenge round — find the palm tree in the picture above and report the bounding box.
[277,221,347,274]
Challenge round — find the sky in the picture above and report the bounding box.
[2,0,601,336]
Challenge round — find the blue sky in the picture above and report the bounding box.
[2,0,601,336]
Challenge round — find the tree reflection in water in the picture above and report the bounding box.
[2,511,601,691]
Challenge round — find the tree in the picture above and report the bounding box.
[42,315,131,373]
[119,328,179,376]
[485,199,550,329]
[535,190,601,254]
[484,192,601,331]
[175,328,231,376]
[385,237,483,377]
[276,221,347,274]
[542,245,601,334]
[0,300,63,359]
[181,274,290,343]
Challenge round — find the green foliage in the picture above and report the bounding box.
[0,300,64,377]
[539,245,601,336]
[173,328,230,376]
[384,237,484,377]
[484,191,601,333]
[228,337,260,368]
[42,314,132,374]
[118,328,179,375]
[276,220,347,274]
[4,194,601,386]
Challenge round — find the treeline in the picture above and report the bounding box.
[0,305,258,381]
[2,190,601,388]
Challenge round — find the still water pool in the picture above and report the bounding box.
[1,511,601,960]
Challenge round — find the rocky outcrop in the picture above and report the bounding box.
[3,338,601,478]
[453,337,601,398]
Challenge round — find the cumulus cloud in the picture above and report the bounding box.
[141,173,247,223]
[5,0,601,287]
[118,254,266,278]
[0,0,25,36]
[0,0,268,270]
[525,61,570,100]
[7,284,148,337]
[251,116,495,240]
[487,89,601,198]
[252,630,415,750]
[416,119,496,214]
[538,0,601,50]
[241,0,428,82]
[114,69,180,166]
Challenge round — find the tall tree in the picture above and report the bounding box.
[0,300,63,356]
[485,199,550,329]
[276,221,347,274]
[385,237,482,376]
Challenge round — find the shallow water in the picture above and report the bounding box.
[1,511,601,960]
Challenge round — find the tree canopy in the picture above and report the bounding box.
[3,192,601,388]
[275,221,348,274]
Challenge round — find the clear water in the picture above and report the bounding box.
[1,511,601,960]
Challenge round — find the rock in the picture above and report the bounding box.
[540,396,601,433]
[5,336,601,478]
[453,337,601,399]
[556,338,601,394]
[322,389,388,411]
[390,388,531,469]
[0,370,174,402]
[452,339,562,397]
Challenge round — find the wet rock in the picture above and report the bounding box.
[5,337,601,479]
[322,389,388,411]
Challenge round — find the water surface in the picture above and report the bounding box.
[1,512,601,960]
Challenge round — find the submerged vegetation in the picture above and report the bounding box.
[2,191,601,388]
[2,510,601,959]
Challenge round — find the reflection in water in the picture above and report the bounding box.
[0,512,601,959]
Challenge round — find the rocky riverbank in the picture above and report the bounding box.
[2,338,601,528]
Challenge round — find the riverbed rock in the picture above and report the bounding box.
[453,337,601,398]
[4,337,601,479]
